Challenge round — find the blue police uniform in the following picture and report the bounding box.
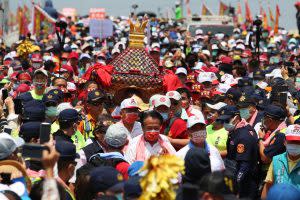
[53,109,80,144]
[218,105,258,199]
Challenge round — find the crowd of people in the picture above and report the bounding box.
[0,1,300,200]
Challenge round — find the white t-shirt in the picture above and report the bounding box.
[176,143,225,172]
[125,134,176,164]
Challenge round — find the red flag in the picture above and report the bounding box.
[245,0,252,22]
[33,4,56,38]
[274,4,280,34]
[219,1,229,15]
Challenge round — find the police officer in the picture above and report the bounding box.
[43,89,64,123]
[224,88,242,106]
[237,95,264,128]
[55,141,79,200]
[257,104,287,192]
[78,90,105,141]
[219,105,258,199]
[53,108,80,144]
[258,104,286,164]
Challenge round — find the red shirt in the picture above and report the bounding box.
[161,118,188,139]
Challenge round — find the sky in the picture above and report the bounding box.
[7,0,300,31]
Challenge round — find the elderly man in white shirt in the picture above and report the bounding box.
[125,110,176,164]
[176,115,225,172]
[117,97,143,140]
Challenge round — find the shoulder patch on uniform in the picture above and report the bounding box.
[237,144,245,153]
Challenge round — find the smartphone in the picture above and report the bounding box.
[2,89,8,101]
[13,98,23,115]
[4,127,12,135]
[39,123,51,144]
[21,143,49,159]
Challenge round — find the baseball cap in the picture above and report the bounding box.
[87,90,105,103]
[150,95,171,108]
[19,122,41,142]
[284,125,300,142]
[225,88,242,102]
[60,65,74,74]
[264,104,286,121]
[55,141,79,160]
[175,67,187,75]
[18,72,32,82]
[197,171,238,200]
[237,95,256,108]
[89,166,124,193]
[105,123,128,148]
[187,115,206,128]
[217,105,239,121]
[206,102,227,111]
[23,100,46,122]
[0,133,18,160]
[128,161,144,177]
[46,89,64,102]
[197,72,216,83]
[34,69,48,77]
[58,108,80,122]
[124,176,142,199]
[57,102,73,115]
[166,91,181,101]
[195,29,203,35]
[267,184,300,200]
[120,97,139,110]
[31,54,42,62]
[184,148,211,183]
[79,53,91,60]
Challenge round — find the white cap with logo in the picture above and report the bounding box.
[166,91,182,101]
[120,97,139,110]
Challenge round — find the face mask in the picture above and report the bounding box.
[262,32,269,38]
[224,123,235,132]
[239,108,251,120]
[286,144,300,156]
[241,58,248,65]
[212,50,218,57]
[61,60,68,65]
[296,77,300,83]
[233,33,240,39]
[191,130,207,143]
[144,130,160,142]
[32,62,42,69]
[46,106,57,118]
[159,112,169,121]
[33,81,46,90]
[108,42,114,48]
[270,57,279,64]
[124,113,139,124]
